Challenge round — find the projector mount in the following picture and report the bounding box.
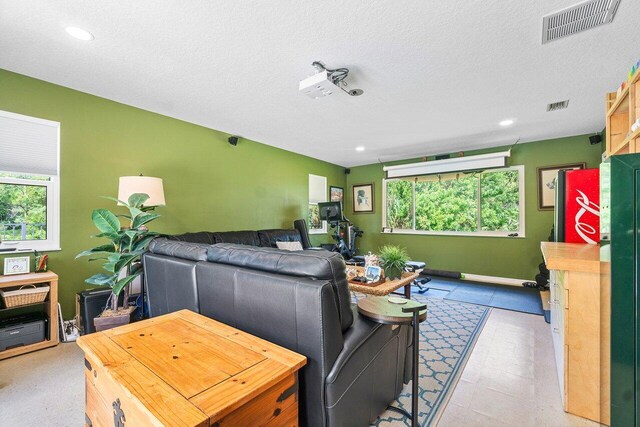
[312,61,364,96]
[299,61,364,98]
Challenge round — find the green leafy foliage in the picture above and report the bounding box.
[0,182,47,240]
[308,204,321,229]
[385,170,520,233]
[127,193,150,209]
[385,180,413,229]
[77,193,161,310]
[91,209,120,234]
[480,170,519,231]
[416,177,477,232]
[379,245,410,279]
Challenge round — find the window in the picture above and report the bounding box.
[383,166,524,237]
[308,174,327,234]
[0,110,60,251]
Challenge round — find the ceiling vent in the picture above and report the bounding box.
[542,0,621,44]
[547,100,570,112]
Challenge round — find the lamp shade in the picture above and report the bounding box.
[117,176,166,206]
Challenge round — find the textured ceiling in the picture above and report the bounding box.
[1,1,639,167]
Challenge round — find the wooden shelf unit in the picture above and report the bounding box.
[541,242,610,425]
[0,271,58,360]
[606,70,640,157]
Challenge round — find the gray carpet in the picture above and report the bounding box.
[0,342,84,427]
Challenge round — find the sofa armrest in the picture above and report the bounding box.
[324,306,408,425]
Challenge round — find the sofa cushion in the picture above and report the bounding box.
[166,231,216,244]
[148,238,209,261]
[207,243,353,331]
[212,230,261,246]
[257,229,302,248]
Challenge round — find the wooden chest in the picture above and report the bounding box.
[77,309,306,427]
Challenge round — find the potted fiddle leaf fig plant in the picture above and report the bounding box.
[76,193,161,332]
[379,245,410,280]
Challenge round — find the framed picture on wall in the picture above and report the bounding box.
[330,186,344,203]
[537,163,585,210]
[352,183,374,213]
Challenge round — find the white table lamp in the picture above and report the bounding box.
[117,176,166,207]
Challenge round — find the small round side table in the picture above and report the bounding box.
[357,296,427,427]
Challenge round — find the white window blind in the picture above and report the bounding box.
[0,110,59,176]
[309,174,327,204]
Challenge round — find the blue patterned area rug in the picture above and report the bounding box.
[354,292,491,427]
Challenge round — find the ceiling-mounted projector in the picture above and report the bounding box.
[299,61,364,99]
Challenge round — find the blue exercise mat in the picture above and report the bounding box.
[418,278,544,316]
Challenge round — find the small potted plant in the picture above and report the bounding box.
[379,245,410,280]
[76,193,160,331]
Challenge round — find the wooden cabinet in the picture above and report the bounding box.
[542,242,609,425]
[0,271,58,360]
[77,309,306,427]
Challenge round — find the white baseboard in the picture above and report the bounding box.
[461,273,528,287]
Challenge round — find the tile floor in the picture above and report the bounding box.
[437,309,602,427]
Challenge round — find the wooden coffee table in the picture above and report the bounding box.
[77,309,307,427]
[348,266,419,299]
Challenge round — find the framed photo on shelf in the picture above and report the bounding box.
[3,256,30,275]
[537,163,586,210]
[352,183,374,213]
[330,186,344,203]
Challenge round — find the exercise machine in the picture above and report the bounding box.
[406,261,430,294]
[318,202,363,260]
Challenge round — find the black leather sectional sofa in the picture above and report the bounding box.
[143,230,411,427]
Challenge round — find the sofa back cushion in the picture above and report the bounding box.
[148,238,209,261]
[166,231,216,244]
[207,243,353,331]
[257,229,302,248]
[212,230,261,246]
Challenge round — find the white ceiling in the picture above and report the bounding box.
[1,1,639,167]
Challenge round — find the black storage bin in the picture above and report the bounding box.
[0,312,48,351]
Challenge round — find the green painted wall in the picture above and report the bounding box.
[345,135,603,280]
[0,69,346,317]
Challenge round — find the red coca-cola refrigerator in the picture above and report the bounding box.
[554,168,600,244]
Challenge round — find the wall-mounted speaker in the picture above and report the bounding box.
[228,136,239,146]
[589,134,602,145]
[345,168,351,175]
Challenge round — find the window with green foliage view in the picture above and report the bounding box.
[0,172,58,250]
[384,166,524,236]
[0,173,50,241]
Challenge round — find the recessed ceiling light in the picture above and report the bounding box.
[355,146,365,152]
[66,26,94,41]
[499,119,515,127]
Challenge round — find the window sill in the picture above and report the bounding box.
[0,246,61,253]
[381,230,525,238]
